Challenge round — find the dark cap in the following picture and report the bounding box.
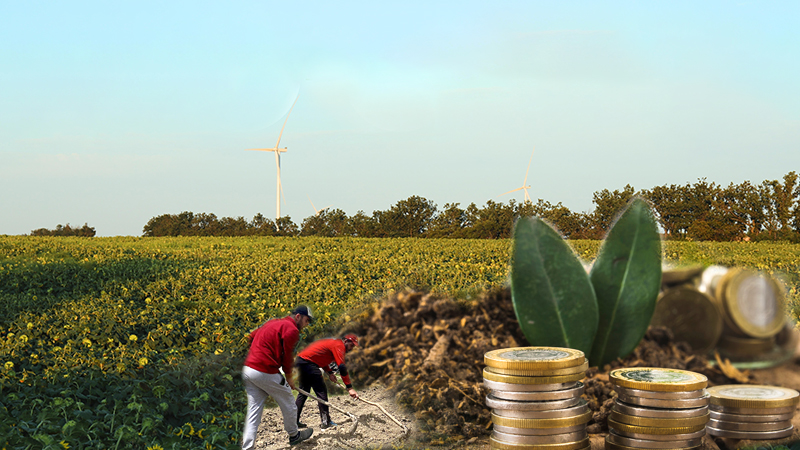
[291,305,314,322]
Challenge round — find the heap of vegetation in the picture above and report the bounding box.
[142,171,800,242]
[29,223,96,237]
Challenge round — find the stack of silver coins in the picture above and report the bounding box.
[606,368,710,450]
[706,385,799,440]
[483,347,591,450]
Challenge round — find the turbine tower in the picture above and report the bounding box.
[498,148,535,203]
[246,94,299,220]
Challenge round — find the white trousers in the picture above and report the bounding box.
[241,366,298,450]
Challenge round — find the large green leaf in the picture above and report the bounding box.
[511,217,598,354]
[589,198,662,367]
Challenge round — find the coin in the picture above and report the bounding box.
[487,395,582,411]
[613,385,707,400]
[612,399,708,419]
[716,268,785,339]
[661,265,705,286]
[705,425,794,440]
[493,403,590,420]
[707,385,800,409]
[606,430,702,449]
[489,436,589,450]
[709,403,796,415]
[485,361,589,377]
[607,417,706,435]
[488,382,584,401]
[485,380,581,393]
[605,441,699,450]
[716,333,775,358]
[485,347,585,371]
[651,287,722,354]
[491,424,587,436]
[709,409,794,423]
[610,368,708,392]
[483,368,585,385]
[611,428,706,441]
[707,418,793,432]
[616,392,710,409]
[491,430,587,445]
[609,410,710,428]
[491,410,592,429]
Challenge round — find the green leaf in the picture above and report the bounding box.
[589,198,662,367]
[510,217,598,354]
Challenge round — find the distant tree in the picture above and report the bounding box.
[590,184,636,235]
[275,216,299,237]
[379,196,437,237]
[250,213,277,236]
[31,223,96,237]
[427,203,469,238]
[300,209,352,237]
[465,200,515,239]
[348,211,381,237]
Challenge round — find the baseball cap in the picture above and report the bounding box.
[343,334,359,346]
[291,305,314,323]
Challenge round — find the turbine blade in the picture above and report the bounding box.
[308,194,319,214]
[245,148,277,152]
[498,187,524,197]
[274,93,300,149]
[523,147,534,185]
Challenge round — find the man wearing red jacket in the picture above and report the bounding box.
[242,305,314,448]
[295,334,360,429]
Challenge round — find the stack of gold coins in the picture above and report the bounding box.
[706,385,798,440]
[483,347,591,450]
[607,368,710,450]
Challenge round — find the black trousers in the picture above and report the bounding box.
[294,357,331,424]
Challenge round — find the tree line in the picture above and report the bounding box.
[141,171,800,242]
[29,223,97,237]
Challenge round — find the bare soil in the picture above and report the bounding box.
[254,287,800,450]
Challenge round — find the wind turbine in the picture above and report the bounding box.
[246,94,299,220]
[498,148,534,204]
[308,195,331,216]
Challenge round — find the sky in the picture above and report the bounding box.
[1,1,798,236]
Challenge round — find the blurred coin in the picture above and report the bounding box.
[707,385,800,409]
[613,399,708,418]
[604,440,699,450]
[483,368,585,385]
[610,368,708,392]
[616,392,710,409]
[607,417,706,435]
[485,361,589,377]
[491,410,592,429]
[709,403,795,415]
[715,268,785,339]
[489,436,589,450]
[661,265,705,286]
[607,430,702,449]
[707,418,792,432]
[485,380,580,393]
[651,287,722,353]
[612,428,706,441]
[488,382,584,400]
[613,385,706,400]
[705,425,794,440]
[493,402,589,419]
[491,430,587,445]
[716,333,775,358]
[709,409,794,423]
[487,395,582,411]
[492,424,586,436]
[609,410,709,428]
[485,347,585,371]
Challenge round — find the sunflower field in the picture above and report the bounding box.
[0,236,798,449]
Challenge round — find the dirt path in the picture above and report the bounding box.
[254,384,414,449]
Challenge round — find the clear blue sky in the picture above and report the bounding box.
[2,1,798,236]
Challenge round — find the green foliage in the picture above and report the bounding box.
[589,199,662,367]
[510,217,598,353]
[30,223,96,237]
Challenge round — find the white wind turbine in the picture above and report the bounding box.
[498,148,535,204]
[246,94,299,220]
[307,195,331,216]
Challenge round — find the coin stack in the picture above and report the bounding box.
[706,385,798,440]
[483,347,591,450]
[607,368,710,450]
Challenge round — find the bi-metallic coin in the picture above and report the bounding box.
[609,410,709,428]
[610,368,707,392]
[483,368,585,385]
[493,402,589,420]
[606,430,702,449]
[488,382,584,401]
[615,392,710,409]
[485,347,585,371]
[707,418,793,432]
[491,430,588,445]
[707,385,800,409]
[705,425,795,440]
[612,398,708,418]
[709,409,794,423]
[613,385,707,400]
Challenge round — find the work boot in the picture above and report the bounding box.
[321,420,338,430]
[288,428,313,445]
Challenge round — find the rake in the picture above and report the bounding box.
[296,387,359,434]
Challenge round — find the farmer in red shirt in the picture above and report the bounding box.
[294,334,360,429]
[241,305,314,448]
